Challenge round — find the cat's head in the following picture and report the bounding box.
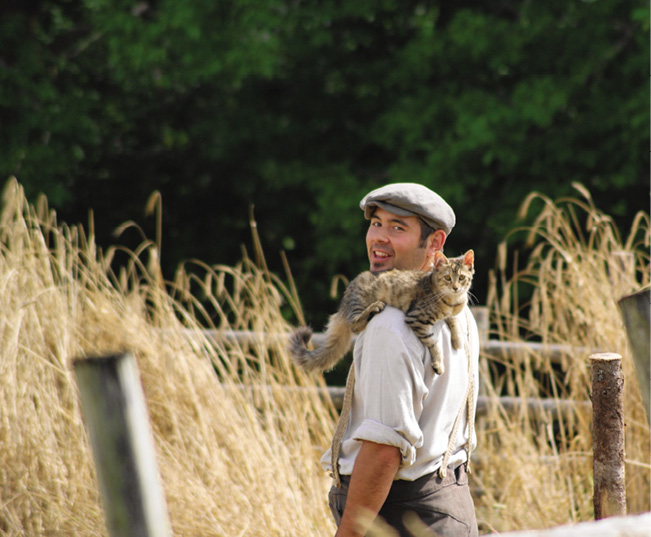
[433,249,474,270]
[432,249,475,294]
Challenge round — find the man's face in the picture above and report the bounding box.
[365,207,444,273]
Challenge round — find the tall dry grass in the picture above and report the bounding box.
[0,178,337,536]
[1,178,648,536]
[473,183,650,533]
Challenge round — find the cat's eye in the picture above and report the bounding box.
[444,275,451,281]
[459,276,465,281]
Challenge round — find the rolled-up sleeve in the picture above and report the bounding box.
[352,419,417,466]
[350,308,430,468]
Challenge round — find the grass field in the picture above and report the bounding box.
[0,178,648,536]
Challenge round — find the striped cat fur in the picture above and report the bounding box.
[289,250,474,376]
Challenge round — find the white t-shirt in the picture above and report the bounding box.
[320,305,479,481]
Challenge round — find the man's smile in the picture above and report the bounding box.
[372,249,392,259]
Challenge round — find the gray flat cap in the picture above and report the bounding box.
[360,182,456,235]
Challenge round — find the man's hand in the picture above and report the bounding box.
[335,440,401,537]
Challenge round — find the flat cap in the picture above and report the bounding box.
[360,183,456,235]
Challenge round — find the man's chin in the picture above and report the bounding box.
[370,261,393,273]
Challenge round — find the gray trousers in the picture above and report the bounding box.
[328,464,478,537]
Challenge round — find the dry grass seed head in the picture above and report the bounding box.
[0,179,336,536]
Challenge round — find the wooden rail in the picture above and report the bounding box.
[232,385,591,417]
[200,328,586,363]
[175,307,600,367]
[177,305,598,416]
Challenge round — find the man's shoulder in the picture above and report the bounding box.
[365,304,477,345]
[356,306,427,367]
[364,306,419,344]
[367,305,406,328]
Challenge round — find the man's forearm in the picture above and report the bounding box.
[335,440,401,537]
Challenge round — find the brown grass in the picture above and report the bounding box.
[0,178,336,536]
[0,178,648,536]
[475,183,650,532]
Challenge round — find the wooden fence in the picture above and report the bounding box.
[72,350,636,537]
[73,295,649,536]
[197,306,586,366]
[194,306,596,417]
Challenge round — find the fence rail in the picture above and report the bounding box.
[232,384,590,417]
[192,336,594,368]
[176,305,599,416]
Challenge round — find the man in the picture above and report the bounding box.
[323,183,479,537]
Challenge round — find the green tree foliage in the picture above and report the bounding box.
[1,0,648,329]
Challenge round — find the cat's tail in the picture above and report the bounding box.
[288,313,353,374]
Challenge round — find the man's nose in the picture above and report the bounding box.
[369,227,389,243]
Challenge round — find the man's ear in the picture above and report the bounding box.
[427,230,446,258]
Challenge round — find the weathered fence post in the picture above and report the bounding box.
[589,353,626,520]
[618,289,650,424]
[74,352,172,537]
[470,306,490,344]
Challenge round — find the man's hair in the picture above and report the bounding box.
[419,219,438,247]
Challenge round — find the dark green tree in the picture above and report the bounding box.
[1,0,648,338]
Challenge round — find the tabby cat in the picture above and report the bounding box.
[289,249,474,375]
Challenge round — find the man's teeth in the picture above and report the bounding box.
[375,251,390,258]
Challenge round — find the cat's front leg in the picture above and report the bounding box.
[420,336,444,375]
[349,300,386,332]
[428,342,444,375]
[446,316,462,350]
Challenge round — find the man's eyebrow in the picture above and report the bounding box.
[389,218,410,227]
[370,215,412,228]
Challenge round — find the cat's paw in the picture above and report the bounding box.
[368,301,386,317]
[429,343,445,375]
[431,359,445,376]
[352,301,386,330]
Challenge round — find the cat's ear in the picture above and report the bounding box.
[434,251,448,268]
[463,249,474,267]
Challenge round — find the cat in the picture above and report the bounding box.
[289,249,474,376]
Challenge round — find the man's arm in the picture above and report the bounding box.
[335,440,401,537]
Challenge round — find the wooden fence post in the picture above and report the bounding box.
[589,353,626,520]
[618,289,650,424]
[74,352,172,537]
[470,306,490,344]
